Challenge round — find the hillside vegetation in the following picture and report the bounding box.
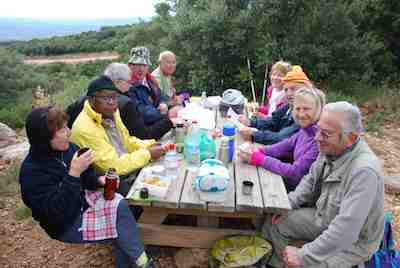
[0,0,399,128]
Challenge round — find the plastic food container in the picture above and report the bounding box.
[140,175,171,199]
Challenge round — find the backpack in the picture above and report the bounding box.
[360,211,400,268]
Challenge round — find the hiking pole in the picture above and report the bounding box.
[261,63,269,105]
[247,58,257,104]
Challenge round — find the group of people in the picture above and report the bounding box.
[237,62,384,268]
[19,47,180,268]
[19,49,384,268]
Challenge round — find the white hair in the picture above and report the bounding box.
[293,87,326,123]
[323,101,363,134]
[158,51,176,62]
[103,63,131,81]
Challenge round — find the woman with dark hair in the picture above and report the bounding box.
[19,107,155,268]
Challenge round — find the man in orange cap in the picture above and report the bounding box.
[239,65,313,145]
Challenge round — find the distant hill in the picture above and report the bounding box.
[0,17,147,41]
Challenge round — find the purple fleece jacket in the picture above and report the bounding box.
[250,123,319,187]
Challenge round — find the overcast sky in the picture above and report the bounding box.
[0,0,157,19]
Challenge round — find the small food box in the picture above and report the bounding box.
[139,175,171,199]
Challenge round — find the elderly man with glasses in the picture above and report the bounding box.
[66,63,173,140]
[70,75,165,196]
[262,101,384,268]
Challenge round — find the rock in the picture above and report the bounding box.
[174,248,209,268]
[0,122,18,149]
[0,141,29,160]
[0,122,17,138]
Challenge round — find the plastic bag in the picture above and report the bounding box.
[199,130,216,161]
[193,159,229,202]
[210,235,273,268]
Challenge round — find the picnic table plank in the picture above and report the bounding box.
[235,159,264,213]
[127,160,186,208]
[151,160,187,208]
[207,162,236,212]
[258,168,291,214]
[126,169,152,207]
[179,169,207,209]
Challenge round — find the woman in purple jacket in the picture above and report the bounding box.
[239,87,325,191]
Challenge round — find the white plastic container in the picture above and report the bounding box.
[140,175,171,199]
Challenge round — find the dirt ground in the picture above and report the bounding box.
[0,124,399,268]
[23,52,120,65]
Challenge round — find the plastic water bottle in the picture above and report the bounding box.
[164,149,179,180]
[200,91,207,107]
[184,122,201,172]
[222,123,236,162]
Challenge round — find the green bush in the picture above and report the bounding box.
[365,112,386,134]
[0,103,31,129]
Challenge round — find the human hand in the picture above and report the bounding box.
[282,246,304,267]
[69,149,94,177]
[149,144,165,160]
[238,150,252,163]
[158,103,168,114]
[271,214,283,225]
[97,175,106,186]
[168,105,181,119]
[239,115,250,126]
[239,127,253,141]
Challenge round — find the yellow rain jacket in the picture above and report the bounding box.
[70,100,155,176]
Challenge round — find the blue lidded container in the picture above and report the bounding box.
[222,123,236,162]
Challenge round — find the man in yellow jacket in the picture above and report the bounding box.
[71,75,165,195]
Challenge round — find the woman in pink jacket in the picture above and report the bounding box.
[240,87,325,191]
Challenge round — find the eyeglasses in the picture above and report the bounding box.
[316,126,336,140]
[95,94,119,103]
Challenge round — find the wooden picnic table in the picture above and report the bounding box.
[127,108,291,248]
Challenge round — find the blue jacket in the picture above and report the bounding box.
[128,77,168,125]
[250,103,300,145]
[19,144,98,239]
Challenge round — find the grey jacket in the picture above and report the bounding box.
[289,139,384,265]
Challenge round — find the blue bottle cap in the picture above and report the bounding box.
[223,123,236,136]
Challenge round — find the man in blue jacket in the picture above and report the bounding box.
[127,46,170,125]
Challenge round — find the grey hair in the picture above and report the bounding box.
[323,101,363,134]
[158,50,176,62]
[293,87,326,123]
[103,63,131,82]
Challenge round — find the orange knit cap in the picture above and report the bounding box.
[282,65,310,83]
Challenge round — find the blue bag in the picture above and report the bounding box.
[361,211,400,268]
